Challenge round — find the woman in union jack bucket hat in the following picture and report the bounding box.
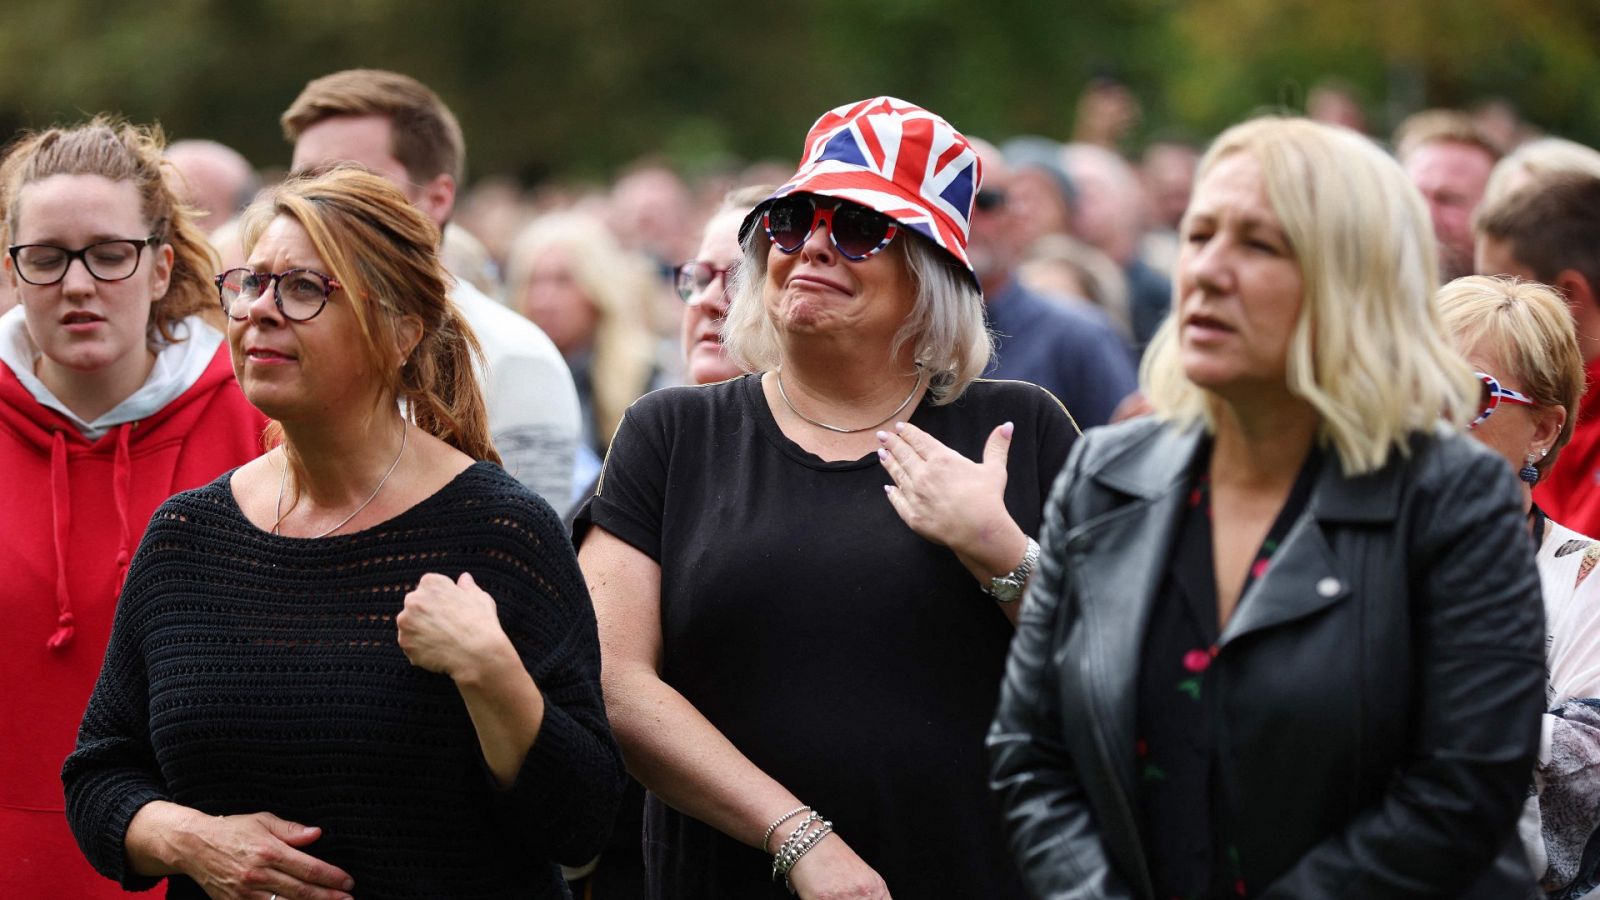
[575,96,1079,898]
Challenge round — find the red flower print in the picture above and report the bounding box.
[1183,648,1212,673]
[1251,557,1270,580]
[1136,738,1149,758]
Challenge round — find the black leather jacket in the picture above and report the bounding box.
[989,419,1546,899]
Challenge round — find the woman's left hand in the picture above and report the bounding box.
[878,421,1027,584]
[397,572,510,681]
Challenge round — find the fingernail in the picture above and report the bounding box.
[1002,421,1015,438]
[875,430,889,442]
[894,422,907,433]
[876,447,888,460]
[883,484,894,494]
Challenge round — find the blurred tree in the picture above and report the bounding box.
[0,0,1592,183]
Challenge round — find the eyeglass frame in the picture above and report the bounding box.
[673,260,738,304]
[7,236,161,286]
[762,195,899,261]
[1471,370,1537,429]
[215,267,343,323]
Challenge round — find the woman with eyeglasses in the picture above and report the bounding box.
[1438,275,1600,898]
[989,117,1546,899]
[673,184,773,388]
[576,98,1078,899]
[62,167,624,900]
[0,117,268,900]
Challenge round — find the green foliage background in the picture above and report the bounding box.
[0,0,1595,182]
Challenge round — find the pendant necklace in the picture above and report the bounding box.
[273,422,408,538]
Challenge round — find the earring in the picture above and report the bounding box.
[1520,452,1541,485]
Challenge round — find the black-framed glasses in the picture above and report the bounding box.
[1471,371,1537,429]
[8,236,160,285]
[762,195,899,261]
[674,260,737,303]
[215,267,342,322]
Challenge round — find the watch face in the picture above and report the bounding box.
[990,578,1023,603]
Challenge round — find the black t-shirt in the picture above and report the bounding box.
[576,373,1077,899]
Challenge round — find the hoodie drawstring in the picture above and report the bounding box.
[113,423,134,596]
[47,431,73,650]
[44,423,136,651]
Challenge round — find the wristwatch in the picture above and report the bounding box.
[985,537,1040,604]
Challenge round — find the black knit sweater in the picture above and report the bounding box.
[63,462,624,899]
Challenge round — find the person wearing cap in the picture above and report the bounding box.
[989,117,1543,899]
[575,97,1078,899]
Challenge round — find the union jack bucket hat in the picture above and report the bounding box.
[742,96,983,285]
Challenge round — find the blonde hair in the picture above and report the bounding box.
[239,167,498,468]
[1141,116,1478,475]
[1481,137,1600,212]
[0,115,219,342]
[1436,275,1585,477]
[722,222,991,405]
[503,211,655,447]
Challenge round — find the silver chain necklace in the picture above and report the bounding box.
[774,367,923,434]
[273,422,409,539]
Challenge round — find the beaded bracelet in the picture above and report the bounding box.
[771,811,834,892]
[773,811,820,867]
[762,805,810,854]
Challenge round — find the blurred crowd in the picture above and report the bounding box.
[13,62,1600,900]
[89,76,1567,498]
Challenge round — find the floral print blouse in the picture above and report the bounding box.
[1134,443,1322,899]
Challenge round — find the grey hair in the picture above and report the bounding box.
[721,225,992,404]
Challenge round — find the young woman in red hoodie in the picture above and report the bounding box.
[0,117,268,898]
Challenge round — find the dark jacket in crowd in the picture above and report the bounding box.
[989,417,1546,899]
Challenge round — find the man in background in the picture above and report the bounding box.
[969,139,1137,428]
[1396,109,1500,282]
[1477,171,1600,534]
[281,69,580,509]
[165,139,259,236]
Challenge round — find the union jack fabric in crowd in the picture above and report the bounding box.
[765,96,983,277]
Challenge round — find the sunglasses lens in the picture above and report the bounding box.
[831,203,894,259]
[766,197,815,252]
[975,189,1006,212]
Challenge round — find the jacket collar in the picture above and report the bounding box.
[1092,417,1408,525]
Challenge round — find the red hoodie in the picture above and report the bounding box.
[0,341,268,897]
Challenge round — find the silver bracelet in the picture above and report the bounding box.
[772,811,820,868]
[772,819,834,893]
[761,805,810,854]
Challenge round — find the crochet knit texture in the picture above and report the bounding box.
[63,462,624,899]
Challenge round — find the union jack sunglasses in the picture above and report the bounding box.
[763,195,899,261]
[1471,371,1537,429]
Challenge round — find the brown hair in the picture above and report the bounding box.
[239,167,498,466]
[1436,275,1585,478]
[1392,109,1502,164]
[0,115,219,341]
[1476,170,1600,298]
[281,69,464,185]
